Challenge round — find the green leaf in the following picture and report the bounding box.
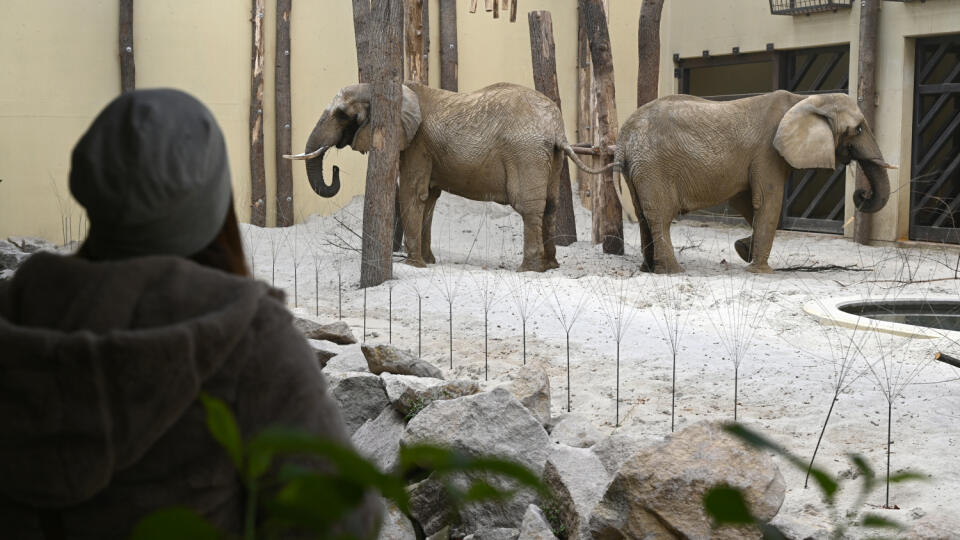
[889,471,926,484]
[861,513,904,530]
[266,473,368,533]
[399,444,547,499]
[200,394,244,472]
[703,485,755,526]
[463,479,515,503]
[129,508,221,540]
[806,468,839,502]
[849,454,876,495]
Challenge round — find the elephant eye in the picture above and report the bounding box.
[856,125,863,135]
[334,108,348,120]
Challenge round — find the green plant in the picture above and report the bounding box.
[703,423,925,540]
[131,393,547,540]
[540,498,568,540]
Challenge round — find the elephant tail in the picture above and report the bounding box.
[560,143,619,175]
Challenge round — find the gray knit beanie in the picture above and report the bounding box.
[70,88,232,259]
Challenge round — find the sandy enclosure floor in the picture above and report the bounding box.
[240,193,960,539]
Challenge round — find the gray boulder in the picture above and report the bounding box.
[395,380,482,418]
[7,236,54,254]
[294,318,357,344]
[326,371,389,435]
[403,388,552,536]
[549,414,607,448]
[517,505,559,540]
[363,344,444,379]
[0,240,29,271]
[590,432,647,475]
[508,365,551,425]
[308,339,341,368]
[425,526,449,540]
[463,528,519,540]
[378,500,416,540]
[382,373,445,403]
[543,445,610,540]
[323,345,370,373]
[351,407,405,473]
[0,269,13,283]
[588,421,786,539]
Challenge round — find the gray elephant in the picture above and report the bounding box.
[287,82,609,272]
[615,90,894,273]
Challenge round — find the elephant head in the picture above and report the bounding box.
[773,93,895,213]
[285,83,422,197]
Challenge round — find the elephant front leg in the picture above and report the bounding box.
[728,191,756,263]
[518,213,549,272]
[745,171,787,273]
[399,188,428,268]
[421,188,441,264]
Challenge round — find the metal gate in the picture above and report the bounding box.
[676,45,849,234]
[779,46,849,234]
[911,35,960,244]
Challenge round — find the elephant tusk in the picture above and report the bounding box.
[868,158,898,170]
[283,146,327,160]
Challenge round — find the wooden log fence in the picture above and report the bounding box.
[637,0,664,108]
[275,0,293,227]
[854,0,879,244]
[529,10,577,246]
[249,0,267,227]
[439,0,458,91]
[119,0,135,93]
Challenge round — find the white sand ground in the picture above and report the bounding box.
[240,193,960,539]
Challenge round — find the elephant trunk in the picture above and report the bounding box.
[853,159,890,214]
[304,138,340,198]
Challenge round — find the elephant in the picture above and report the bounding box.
[285,82,609,272]
[614,90,894,274]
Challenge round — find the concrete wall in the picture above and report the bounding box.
[2,1,959,244]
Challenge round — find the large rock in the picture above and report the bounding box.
[294,318,357,344]
[402,388,552,536]
[381,373,445,403]
[0,240,29,271]
[7,236,54,254]
[590,432,647,476]
[308,339,341,368]
[351,407,405,473]
[323,345,370,373]
[517,505,559,540]
[549,414,607,448]
[378,500,416,540]
[395,380,482,418]
[508,366,551,425]
[588,422,786,539]
[363,344,444,379]
[463,528,519,540]
[543,445,610,540]
[326,372,389,435]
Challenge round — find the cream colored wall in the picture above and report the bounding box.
[658,0,960,243]
[3,1,959,245]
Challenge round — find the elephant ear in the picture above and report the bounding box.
[350,85,422,153]
[773,97,837,170]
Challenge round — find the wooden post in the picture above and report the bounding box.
[529,11,577,246]
[353,0,373,83]
[509,0,518,22]
[358,0,404,288]
[439,0,458,91]
[249,0,267,226]
[275,0,294,227]
[576,6,594,209]
[405,0,428,83]
[637,0,664,108]
[118,0,135,93]
[580,0,622,254]
[854,0,879,245]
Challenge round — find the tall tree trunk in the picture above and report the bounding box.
[854,0,879,244]
[439,0,458,91]
[529,11,577,246]
[118,0,135,94]
[576,7,594,210]
[358,0,404,288]
[275,0,294,227]
[405,0,429,83]
[580,0,623,254]
[249,0,267,226]
[353,0,373,83]
[637,0,664,108]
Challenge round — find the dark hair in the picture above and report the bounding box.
[188,204,250,277]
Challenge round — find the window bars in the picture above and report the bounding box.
[769,0,853,15]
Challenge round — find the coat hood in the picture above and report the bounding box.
[0,253,274,508]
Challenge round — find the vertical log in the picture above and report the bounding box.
[576,7,594,209]
[580,0,623,254]
[359,0,404,288]
[118,0,135,93]
[275,0,294,227]
[439,0,458,91]
[637,0,664,108]
[509,0,518,22]
[485,0,494,13]
[353,0,373,83]
[249,0,267,226]
[529,11,577,246]
[405,0,428,83]
[854,0,879,244]
[470,0,478,14]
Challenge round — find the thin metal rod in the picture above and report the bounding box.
[363,288,367,344]
[616,340,620,427]
[522,319,527,365]
[484,310,489,381]
[418,296,422,358]
[671,349,676,432]
[804,393,838,488]
[449,303,453,369]
[314,266,319,316]
[338,274,342,320]
[734,365,739,422]
[389,287,392,343]
[566,331,571,412]
[886,399,892,508]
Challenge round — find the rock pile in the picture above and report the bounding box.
[0,236,58,282]
[307,326,786,540]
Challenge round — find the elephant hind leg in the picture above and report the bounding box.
[626,177,655,271]
[638,184,683,274]
[540,152,563,270]
[421,187,442,264]
[518,212,549,272]
[728,191,755,263]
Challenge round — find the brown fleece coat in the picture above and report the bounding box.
[0,253,379,539]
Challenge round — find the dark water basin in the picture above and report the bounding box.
[839,300,960,332]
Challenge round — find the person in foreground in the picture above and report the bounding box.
[0,89,380,539]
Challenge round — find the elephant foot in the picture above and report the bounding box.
[518,259,551,273]
[545,258,560,270]
[745,262,774,274]
[423,252,436,264]
[654,261,685,274]
[734,237,752,263]
[404,257,428,269]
